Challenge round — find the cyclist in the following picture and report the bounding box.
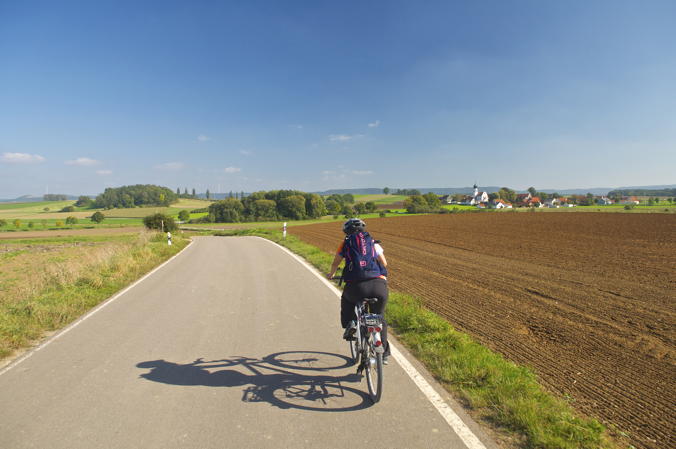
[327,218,390,363]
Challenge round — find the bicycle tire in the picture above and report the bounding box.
[348,337,359,365]
[365,346,383,403]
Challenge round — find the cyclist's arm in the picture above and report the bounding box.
[377,253,387,267]
[327,253,343,279]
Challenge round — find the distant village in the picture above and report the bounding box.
[440,185,642,209]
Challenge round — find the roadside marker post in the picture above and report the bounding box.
[167,231,172,246]
[283,222,287,239]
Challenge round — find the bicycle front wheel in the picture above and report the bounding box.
[365,346,383,403]
[348,337,359,365]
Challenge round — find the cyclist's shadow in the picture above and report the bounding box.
[136,351,371,411]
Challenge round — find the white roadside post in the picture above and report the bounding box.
[283,222,287,239]
[167,231,172,246]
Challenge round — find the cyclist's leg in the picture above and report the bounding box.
[340,294,355,329]
[341,283,362,338]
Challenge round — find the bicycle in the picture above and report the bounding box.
[347,297,385,403]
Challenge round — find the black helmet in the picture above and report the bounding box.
[342,218,366,235]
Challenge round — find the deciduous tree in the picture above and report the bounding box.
[178,210,190,221]
[91,211,105,223]
[143,213,177,231]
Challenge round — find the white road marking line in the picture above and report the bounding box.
[0,240,195,377]
[257,237,488,449]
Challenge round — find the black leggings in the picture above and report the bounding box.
[341,278,389,355]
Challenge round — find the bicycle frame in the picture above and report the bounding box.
[351,298,385,402]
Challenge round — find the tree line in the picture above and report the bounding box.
[43,194,68,201]
[196,190,376,223]
[93,185,178,209]
[204,190,325,223]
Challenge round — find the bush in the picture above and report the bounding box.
[75,196,93,207]
[13,219,21,228]
[91,211,105,223]
[43,207,50,212]
[65,216,78,225]
[0,219,6,227]
[55,220,63,227]
[178,210,190,221]
[190,208,208,213]
[379,212,387,218]
[28,222,34,228]
[61,205,75,213]
[624,204,634,210]
[143,213,177,231]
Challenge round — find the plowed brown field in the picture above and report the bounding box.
[289,213,675,449]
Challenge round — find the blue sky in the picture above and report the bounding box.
[1,0,675,197]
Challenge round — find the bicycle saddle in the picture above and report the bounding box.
[364,297,379,304]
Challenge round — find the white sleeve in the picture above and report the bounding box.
[374,243,384,256]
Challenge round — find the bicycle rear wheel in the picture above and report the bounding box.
[365,345,383,403]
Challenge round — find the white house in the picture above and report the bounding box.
[544,198,560,208]
[596,197,613,205]
[490,199,513,209]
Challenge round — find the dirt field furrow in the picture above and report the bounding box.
[289,213,675,449]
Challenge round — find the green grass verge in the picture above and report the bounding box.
[0,233,189,359]
[212,228,613,449]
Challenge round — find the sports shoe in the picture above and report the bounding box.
[383,355,389,365]
[342,321,357,340]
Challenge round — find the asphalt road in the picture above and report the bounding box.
[0,236,495,449]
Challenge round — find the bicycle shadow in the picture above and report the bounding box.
[136,351,371,412]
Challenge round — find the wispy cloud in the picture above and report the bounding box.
[224,166,241,173]
[322,168,374,179]
[65,157,100,166]
[197,134,211,142]
[1,152,45,164]
[155,162,185,171]
[368,120,381,128]
[329,134,363,142]
[321,170,346,181]
[239,150,253,156]
[96,169,112,175]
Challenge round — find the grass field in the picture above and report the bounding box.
[353,194,408,204]
[0,198,214,232]
[542,204,676,213]
[0,231,189,360]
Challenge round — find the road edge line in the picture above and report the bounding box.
[255,236,488,449]
[0,239,195,377]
